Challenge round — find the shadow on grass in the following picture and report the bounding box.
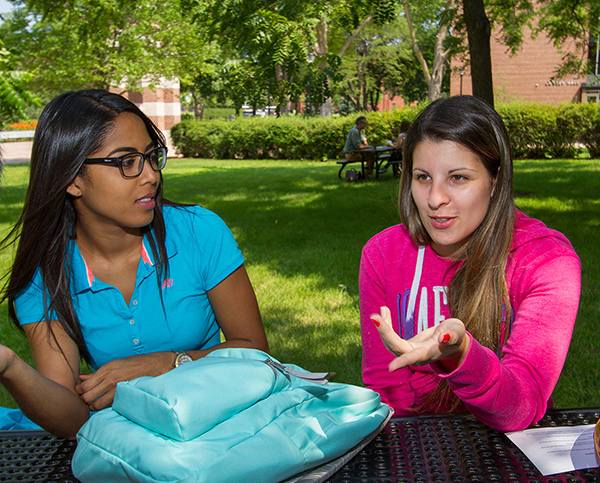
[164,163,401,292]
[163,159,600,405]
[1,159,598,406]
[163,162,399,384]
[513,160,600,407]
[0,184,29,229]
[261,306,363,384]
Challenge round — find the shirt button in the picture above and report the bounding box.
[133,339,140,345]
[132,300,138,306]
[130,319,135,325]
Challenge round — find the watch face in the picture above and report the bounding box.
[176,353,193,366]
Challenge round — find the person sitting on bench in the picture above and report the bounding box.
[387,120,411,150]
[343,116,377,178]
[380,120,411,176]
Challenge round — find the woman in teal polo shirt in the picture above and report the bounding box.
[0,90,269,438]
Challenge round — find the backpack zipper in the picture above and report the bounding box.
[264,358,330,385]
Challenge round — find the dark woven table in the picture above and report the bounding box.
[327,407,600,483]
[0,431,76,482]
[0,407,597,482]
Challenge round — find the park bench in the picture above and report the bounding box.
[337,157,366,179]
[338,149,402,180]
[377,153,402,177]
[338,146,399,180]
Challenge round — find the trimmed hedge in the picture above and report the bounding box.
[497,102,600,159]
[171,107,422,161]
[170,102,600,160]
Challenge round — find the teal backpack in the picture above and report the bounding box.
[72,348,391,482]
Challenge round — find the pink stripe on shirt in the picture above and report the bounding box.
[141,240,153,266]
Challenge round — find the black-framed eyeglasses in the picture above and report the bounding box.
[83,146,168,178]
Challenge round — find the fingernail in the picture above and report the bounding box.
[371,317,380,327]
[441,334,450,344]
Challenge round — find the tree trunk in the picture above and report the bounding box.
[346,80,361,111]
[428,1,453,100]
[274,65,289,115]
[370,78,383,111]
[403,0,453,102]
[462,0,494,107]
[192,91,202,120]
[428,35,447,100]
[315,18,333,117]
[338,13,374,58]
[314,10,384,116]
[315,18,328,56]
[403,1,431,86]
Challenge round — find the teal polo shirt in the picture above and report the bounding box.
[15,206,244,370]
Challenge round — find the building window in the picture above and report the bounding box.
[590,34,599,76]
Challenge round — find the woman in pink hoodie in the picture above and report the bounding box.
[361,96,581,431]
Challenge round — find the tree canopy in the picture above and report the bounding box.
[0,38,40,127]
[0,0,598,120]
[0,0,206,91]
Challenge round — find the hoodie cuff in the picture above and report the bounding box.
[430,330,479,381]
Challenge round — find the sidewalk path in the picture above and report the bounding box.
[0,141,33,164]
[1,134,176,166]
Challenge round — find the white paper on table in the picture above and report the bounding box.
[505,424,599,476]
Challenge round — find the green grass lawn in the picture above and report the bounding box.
[0,158,598,410]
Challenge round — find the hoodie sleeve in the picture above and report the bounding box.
[431,241,581,432]
[359,231,426,412]
[359,238,398,403]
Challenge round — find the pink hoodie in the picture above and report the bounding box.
[359,210,581,431]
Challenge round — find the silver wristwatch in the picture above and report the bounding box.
[173,351,193,368]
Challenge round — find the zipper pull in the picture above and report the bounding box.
[264,358,331,385]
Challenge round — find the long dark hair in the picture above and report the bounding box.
[399,95,516,411]
[0,90,170,366]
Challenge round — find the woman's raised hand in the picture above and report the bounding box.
[370,306,470,373]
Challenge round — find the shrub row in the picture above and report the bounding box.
[497,102,600,159]
[170,107,421,161]
[170,102,600,160]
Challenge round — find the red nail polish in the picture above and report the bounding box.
[371,317,380,327]
[441,333,450,343]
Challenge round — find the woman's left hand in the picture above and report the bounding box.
[75,352,172,411]
[76,265,269,411]
[370,306,470,373]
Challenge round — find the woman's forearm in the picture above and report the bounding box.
[0,349,89,439]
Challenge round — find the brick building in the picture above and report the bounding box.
[377,92,408,111]
[111,78,181,153]
[450,24,600,105]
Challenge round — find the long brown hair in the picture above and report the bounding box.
[0,90,171,366]
[399,96,516,411]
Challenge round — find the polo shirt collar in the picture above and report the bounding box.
[140,230,179,267]
[70,230,178,294]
